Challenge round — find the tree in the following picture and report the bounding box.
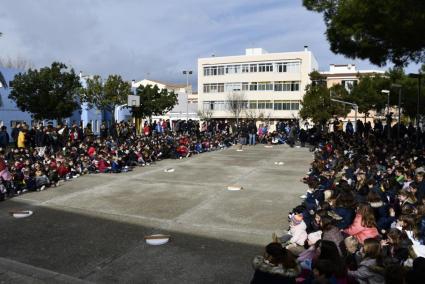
[384,67,425,119]
[0,56,34,70]
[347,74,389,120]
[0,71,6,88]
[227,91,246,127]
[102,74,132,122]
[82,75,103,108]
[0,32,7,89]
[302,0,425,66]
[9,62,81,122]
[300,71,350,125]
[131,84,178,119]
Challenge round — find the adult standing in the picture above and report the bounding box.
[11,123,20,147]
[248,121,257,145]
[0,126,9,149]
[17,126,27,148]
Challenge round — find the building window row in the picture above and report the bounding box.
[203,61,301,76]
[203,81,300,93]
[202,100,300,111]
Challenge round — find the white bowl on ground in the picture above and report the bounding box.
[227,185,243,191]
[144,234,170,245]
[10,210,33,219]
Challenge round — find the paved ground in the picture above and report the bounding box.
[0,144,311,283]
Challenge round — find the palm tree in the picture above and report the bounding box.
[0,32,7,88]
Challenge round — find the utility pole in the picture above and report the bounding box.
[330,98,358,132]
[182,70,192,122]
[391,83,402,140]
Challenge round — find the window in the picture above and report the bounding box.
[342,80,358,92]
[203,101,213,111]
[276,62,301,73]
[217,83,224,92]
[217,66,224,75]
[242,64,249,73]
[258,63,273,72]
[258,100,272,109]
[274,81,300,92]
[249,82,257,91]
[274,100,300,110]
[242,82,249,91]
[203,67,210,76]
[276,63,287,73]
[214,101,226,111]
[203,83,224,93]
[249,101,257,109]
[291,101,300,110]
[225,65,241,74]
[290,81,300,91]
[250,64,257,72]
[204,66,225,76]
[258,82,273,91]
[225,83,242,92]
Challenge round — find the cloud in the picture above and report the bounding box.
[1,0,417,87]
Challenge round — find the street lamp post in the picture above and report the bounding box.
[182,70,193,122]
[409,72,422,143]
[330,98,358,132]
[391,83,402,140]
[381,89,390,140]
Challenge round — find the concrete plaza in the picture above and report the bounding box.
[0,145,311,283]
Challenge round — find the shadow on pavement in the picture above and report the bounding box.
[0,199,263,283]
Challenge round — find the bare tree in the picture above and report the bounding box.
[227,91,246,127]
[0,55,34,70]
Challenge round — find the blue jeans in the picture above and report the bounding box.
[249,134,256,145]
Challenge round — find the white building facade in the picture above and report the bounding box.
[130,79,198,127]
[197,47,318,122]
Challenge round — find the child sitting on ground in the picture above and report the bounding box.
[273,205,308,255]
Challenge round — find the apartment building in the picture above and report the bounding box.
[321,64,385,129]
[197,47,318,122]
[321,64,384,90]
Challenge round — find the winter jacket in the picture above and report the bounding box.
[251,256,300,284]
[343,214,379,244]
[17,131,26,148]
[370,201,394,231]
[334,207,355,229]
[0,131,9,147]
[347,258,385,284]
[322,226,344,255]
[289,221,308,246]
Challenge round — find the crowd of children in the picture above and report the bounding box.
[0,121,236,199]
[251,125,425,284]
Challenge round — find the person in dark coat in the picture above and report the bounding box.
[11,124,20,147]
[0,126,9,149]
[251,242,300,284]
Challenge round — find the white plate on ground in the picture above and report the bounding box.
[144,234,170,245]
[10,210,33,219]
[264,145,273,148]
[236,149,244,152]
[164,168,175,173]
[227,185,243,191]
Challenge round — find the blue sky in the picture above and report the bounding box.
[0,0,421,86]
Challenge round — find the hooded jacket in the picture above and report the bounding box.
[251,256,300,284]
[343,213,379,244]
[347,258,385,284]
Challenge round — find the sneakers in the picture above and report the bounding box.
[40,185,46,191]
